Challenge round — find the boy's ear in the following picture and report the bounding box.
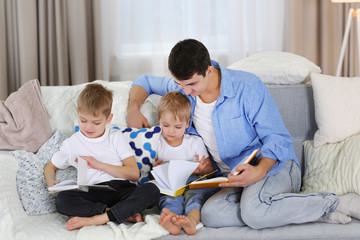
[106,113,113,124]
[186,120,190,128]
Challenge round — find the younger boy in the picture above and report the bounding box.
[154,91,217,235]
[44,83,160,231]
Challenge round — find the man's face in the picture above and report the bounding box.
[173,68,210,96]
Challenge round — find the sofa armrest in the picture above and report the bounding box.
[0,154,27,237]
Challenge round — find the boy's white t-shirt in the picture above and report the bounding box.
[157,134,208,162]
[193,97,232,174]
[51,127,134,185]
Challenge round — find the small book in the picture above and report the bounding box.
[48,157,115,195]
[149,160,199,197]
[188,148,259,190]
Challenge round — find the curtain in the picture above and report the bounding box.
[284,0,360,77]
[108,0,285,81]
[0,0,110,100]
[1,0,286,100]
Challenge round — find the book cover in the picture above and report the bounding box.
[188,148,259,189]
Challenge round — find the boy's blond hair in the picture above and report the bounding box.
[157,91,191,122]
[77,83,113,117]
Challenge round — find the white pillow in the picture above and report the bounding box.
[227,51,321,84]
[312,73,360,147]
[301,135,360,196]
[41,80,161,137]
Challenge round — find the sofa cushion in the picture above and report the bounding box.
[301,134,360,196]
[10,130,76,215]
[228,51,321,84]
[311,73,360,147]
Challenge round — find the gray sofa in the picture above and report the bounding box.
[157,84,360,240]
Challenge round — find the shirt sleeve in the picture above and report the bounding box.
[51,139,71,169]
[115,131,135,161]
[193,136,209,159]
[132,74,180,96]
[246,80,294,165]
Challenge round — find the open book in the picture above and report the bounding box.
[188,148,259,190]
[149,160,199,197]
[48,157,115,195]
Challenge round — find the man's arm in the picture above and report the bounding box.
[127,85,150,128]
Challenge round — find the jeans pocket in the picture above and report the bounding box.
[289,161,301,193]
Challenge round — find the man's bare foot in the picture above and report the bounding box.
[173,215,197,235]
[126,213,144,223]
[66,213,109,231]
[159,208,181,235]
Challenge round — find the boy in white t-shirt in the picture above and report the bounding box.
[155,91,218,235]
[43,83,160,231]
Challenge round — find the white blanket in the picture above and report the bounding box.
[0,153,206,240]
[77,215,169,240]
[0,153,170,240]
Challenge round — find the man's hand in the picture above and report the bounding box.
[127,85,150,128]
[219,164,266,188]
[219,157,277,188]
[127,106,150,128]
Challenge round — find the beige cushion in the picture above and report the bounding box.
[301,135,360,196]
[311,73,360,147]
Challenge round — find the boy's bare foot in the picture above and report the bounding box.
[126,213,144,223]
[173,215,197,235]
[159,208,181,235]
[66,213,109,231]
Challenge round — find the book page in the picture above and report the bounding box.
[151,163,171,190]
[77,156,88,185]
[48,179,82,193]
[167,160,198,191]
[150,160,199,196]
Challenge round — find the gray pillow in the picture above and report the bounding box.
[10,130,77,216]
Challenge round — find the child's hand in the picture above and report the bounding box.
[193,155,210,175]
[153,159,163,167]
[47,180,59,188]
[78,156,102,170]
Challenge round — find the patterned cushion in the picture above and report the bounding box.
[75,125,162,185]
[121,126,161,184]
[10,130,76,215]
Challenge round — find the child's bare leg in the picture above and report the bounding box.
[126,212,144,223]
[159,208,181,235]
[173,209,199,235]
[66,212,109,231]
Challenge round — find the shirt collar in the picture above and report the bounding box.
[211,60,236,104]
[186,60,236,103]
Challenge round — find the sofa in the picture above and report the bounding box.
[1,79,360,240]
[2,52,360,239]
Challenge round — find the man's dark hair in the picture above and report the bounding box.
[168,39,211,80]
